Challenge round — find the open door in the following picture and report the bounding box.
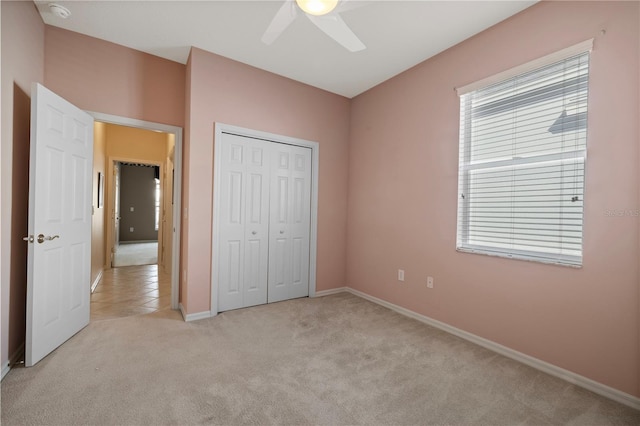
[112,161,121,266]
[25,83,94,367]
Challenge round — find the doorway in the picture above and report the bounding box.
[89,113,182,320]
[113,161,161,268]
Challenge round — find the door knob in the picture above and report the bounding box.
[37,234,60,244]
[279,230,284,234]
[252,231,257,235]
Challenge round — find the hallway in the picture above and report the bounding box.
[90,265,171,321]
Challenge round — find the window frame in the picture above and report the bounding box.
[455,41,593,267]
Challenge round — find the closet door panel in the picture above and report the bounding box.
[268,149,292,303]
[268,145,312,303]
[288,147,312,299]
[218,135,269,311]
[218,139,246,311]
[242,145,270,308]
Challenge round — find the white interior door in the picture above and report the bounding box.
[113,161,121,264]
[217,133,270,311]
[268,144,312,303]
[25,83,94,367]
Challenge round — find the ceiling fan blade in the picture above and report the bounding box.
[261,1,298,45]
[307,13,366,52]
[336,0,367,13]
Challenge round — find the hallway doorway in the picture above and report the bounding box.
[89,113,182,319]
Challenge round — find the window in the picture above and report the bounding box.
[456,44,591,267]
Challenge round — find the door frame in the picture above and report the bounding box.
[91,112,183,311]
[211,123,319,316]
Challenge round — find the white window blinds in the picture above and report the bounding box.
[456,49,590,266]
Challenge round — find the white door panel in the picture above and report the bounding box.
[113,161,121,259]
[26,83,93,366]
[289,149,311,300]
[218,139,247,311]
[268,144,312,303]
[218,134,270,311]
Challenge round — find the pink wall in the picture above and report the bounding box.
[0,0,44,372]
[347,1,640,397]
[44,26,185,128]
[182,48,350,313]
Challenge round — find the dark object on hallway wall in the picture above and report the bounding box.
[97,172,104,208]
[119,163,158,242]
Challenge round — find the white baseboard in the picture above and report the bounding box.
[91,270,103,293]
[1,343,25,381]
[179,303,212,322]
[314,287,347,297]
[346,287,640,411]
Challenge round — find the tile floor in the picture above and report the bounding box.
[90,264,171,321]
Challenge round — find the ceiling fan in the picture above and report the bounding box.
[262,0,366,52]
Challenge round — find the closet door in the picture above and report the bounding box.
[218,134,270,312]
[268,144,312,303]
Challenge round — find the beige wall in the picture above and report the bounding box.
[347,1,639,397]
[105,124,170,164]
[182,48,351,314]
[0,1,44,373]
[163,136,176,274]
[91,122,107,288]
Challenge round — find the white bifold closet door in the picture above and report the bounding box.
[217,133,312,312]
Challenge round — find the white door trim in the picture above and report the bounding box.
[89,112,183,311]
[211,123,319,316]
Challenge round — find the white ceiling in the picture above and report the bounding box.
[35,0,537,98]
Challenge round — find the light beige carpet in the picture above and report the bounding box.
[2,293,639,425]
[113,242,158,267]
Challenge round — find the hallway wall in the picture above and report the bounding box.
[91,122,107,289]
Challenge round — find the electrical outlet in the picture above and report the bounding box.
[129,227,134,232]
[427,276,434,288]
[398,269,405,282]
[130,206,134,212]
